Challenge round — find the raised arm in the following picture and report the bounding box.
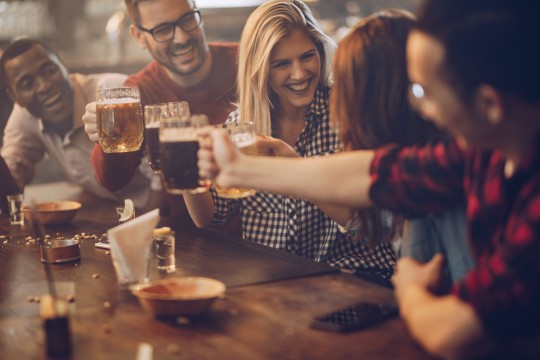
[198,129,375,208]
[256,135,353,225]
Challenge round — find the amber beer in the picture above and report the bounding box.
[214,122,257,198]
[160,115,209,194]
[96,87,143,153]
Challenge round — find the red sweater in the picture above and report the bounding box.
[91,43,240,231]
[126,42,238,123]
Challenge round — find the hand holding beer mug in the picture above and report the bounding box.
[213,122,257,198]
[144,102,190,172]
[96,87,144,153]
[160,114,210,194]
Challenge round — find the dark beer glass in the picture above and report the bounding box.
[159,114,209,194]
[144,102,190,173]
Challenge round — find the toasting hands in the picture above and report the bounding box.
[197,128,242,187]
[256,135,299,157]
[82,102,98,142]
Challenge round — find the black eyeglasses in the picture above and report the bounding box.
[136,10,201,42]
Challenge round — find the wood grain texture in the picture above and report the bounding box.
[0,192,432,359]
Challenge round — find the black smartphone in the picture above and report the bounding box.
[310,302,399,332]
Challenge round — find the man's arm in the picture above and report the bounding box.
[399,285,490,359]
[0,155,21,213]
[199,129,375,208]
[1,106,46,188]
[393,256,491,359]
[90,144,143,191]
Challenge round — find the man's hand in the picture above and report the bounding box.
[197,128,241,187]
[392,254,445,302]
[82,102,98,142]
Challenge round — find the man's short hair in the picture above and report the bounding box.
[0,38,59,90]
[124,0,144,25]
[416,0,540,104]
[124,0,196,26]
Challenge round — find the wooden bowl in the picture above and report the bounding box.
[131,277,226,318]
[23,201,81,226]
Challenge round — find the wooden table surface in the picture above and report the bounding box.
[0,193,432,359]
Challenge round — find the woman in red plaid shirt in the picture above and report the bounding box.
[198,0,540,358]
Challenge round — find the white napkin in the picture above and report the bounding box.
[108,209,160,288]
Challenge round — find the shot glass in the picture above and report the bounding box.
[152,229,176,274]
[7,193,24,226]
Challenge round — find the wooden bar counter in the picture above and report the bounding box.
[0,191,432,359]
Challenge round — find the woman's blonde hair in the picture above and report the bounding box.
[237,0,336,135]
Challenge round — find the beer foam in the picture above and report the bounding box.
[160,128,198,142]
[146,122,160,129]
[231,133,256,148]
[98,97,139,105]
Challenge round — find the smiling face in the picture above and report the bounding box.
[268,29,321,112]
[5,44,72,126]
[132,0,209,79]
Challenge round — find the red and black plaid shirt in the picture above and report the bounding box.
[369,137,540,340]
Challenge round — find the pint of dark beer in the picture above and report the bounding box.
[144,102,190,172]
[96,87,143,153]
[159,114,209,194]
[144,105,163,172]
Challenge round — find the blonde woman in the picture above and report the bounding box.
[185,0,395,278]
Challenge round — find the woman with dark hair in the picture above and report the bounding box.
[332,10,473,285]
[330,10,443,247]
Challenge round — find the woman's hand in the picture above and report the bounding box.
[82,102,98,142]
[197,128,241,187]
[256,135,299,157]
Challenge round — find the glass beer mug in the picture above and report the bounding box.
[96,87,144,153]
[159,114,209,194]
[144,102,190,172]
[213,122,257,198]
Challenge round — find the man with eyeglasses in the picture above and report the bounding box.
[83,0,239,230]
